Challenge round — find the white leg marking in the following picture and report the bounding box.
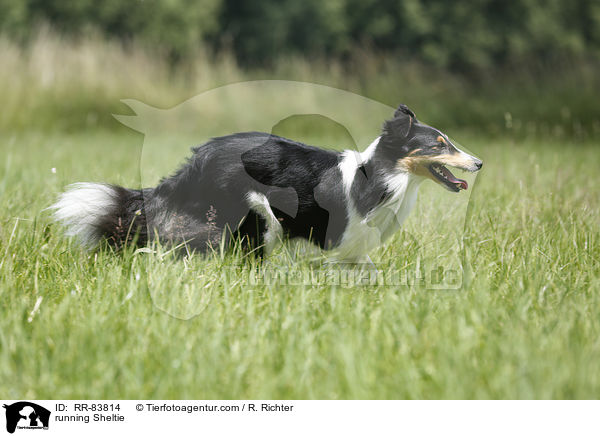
[246,191,283,254]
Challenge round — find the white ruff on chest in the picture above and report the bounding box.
[333,140,423,261]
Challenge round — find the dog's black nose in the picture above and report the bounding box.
[475,160,483,170]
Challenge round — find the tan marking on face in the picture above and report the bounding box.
[398,153,473,172]
[396,152,475,184]
[429,153,474,168]
[437,135,448,145]
[396,156,436,180]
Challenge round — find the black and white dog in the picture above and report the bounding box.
[51,104,482,261]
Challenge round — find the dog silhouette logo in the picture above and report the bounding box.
[2,402,50,433]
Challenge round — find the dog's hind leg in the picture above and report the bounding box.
[230,191,286,258]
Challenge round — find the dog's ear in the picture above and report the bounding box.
[394,104,416,120]
[383,104,416,139]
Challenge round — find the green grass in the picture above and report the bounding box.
[1,128,599,399]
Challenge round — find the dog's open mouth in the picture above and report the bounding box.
[429,163,468,192]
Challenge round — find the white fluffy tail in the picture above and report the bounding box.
[48,183,119,247]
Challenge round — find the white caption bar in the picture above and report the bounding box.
[0,400,598,435]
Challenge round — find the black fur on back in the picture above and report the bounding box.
[144,132,347,252]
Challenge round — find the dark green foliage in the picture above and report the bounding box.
[218,0,349,65]
[1,0,599,69]
[0,0,220,59]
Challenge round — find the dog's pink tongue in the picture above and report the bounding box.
[441,166,468,190]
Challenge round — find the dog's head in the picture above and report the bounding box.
[378,104,482,192]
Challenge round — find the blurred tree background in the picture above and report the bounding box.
[3,0,599,69]
[0,0,598,135]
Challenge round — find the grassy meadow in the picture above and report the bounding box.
[0,33,599,399]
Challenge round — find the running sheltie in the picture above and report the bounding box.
[50,104,482,261]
